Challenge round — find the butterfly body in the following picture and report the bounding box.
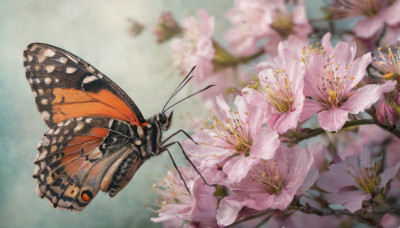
[24,43,175,211]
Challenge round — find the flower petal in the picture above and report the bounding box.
[216,197,243,226]
[223,155,255,183]
[325,191,371,213]
[317,107,349,132]
[353,17,384,38]
[379,161,400,188]
[341,83,395,114]
[250,129,280,160]
[300,99,323,122]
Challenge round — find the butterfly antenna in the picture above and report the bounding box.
[164,85,215,112]
[162,66,196,113]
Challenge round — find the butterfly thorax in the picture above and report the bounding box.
[106,112,172,197]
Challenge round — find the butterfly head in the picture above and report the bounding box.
[156,111,173,131]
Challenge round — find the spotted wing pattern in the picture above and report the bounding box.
[33,116,144,211]
[23,43,146,128]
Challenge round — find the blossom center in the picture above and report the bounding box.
[270,11,293,38]
[251,159,284,194]
[261,69,295,113]
[315,60,352,108]
[205,110,253,156]
[345,162,378,194]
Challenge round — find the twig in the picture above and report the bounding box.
[289,119,375,145]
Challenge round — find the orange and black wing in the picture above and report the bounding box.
[33,116,144,211]
[23,43,146,128]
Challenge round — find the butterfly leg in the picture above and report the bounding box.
[165,149,191,194]
[161,141,215,187]
[161,129,197,146]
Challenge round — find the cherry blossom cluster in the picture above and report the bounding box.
[129,0,400,227]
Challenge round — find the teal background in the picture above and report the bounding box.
[0,1,324,227]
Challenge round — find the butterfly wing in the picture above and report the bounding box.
[33,116,145,211]
[23,43,146,128]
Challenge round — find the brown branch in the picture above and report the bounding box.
[289,119,375,145]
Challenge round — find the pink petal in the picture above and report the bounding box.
[300,99,323,122]
[325,191,370,213]
[317,107,349,132]
[347,53,372,89]
[250,129,280,160]
[353,17,384,38]
[298,169,319,194]
[223,155,255,183]
[216,197,243,226]
[341,83,393,114]
[379,161,400,188]
[321,32,332,55]
[381,0,400,25]
[332,42,354,66]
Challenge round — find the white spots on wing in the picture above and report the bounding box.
[27,55,33,62]
[45,65,55,73]
[87,66,96,73]
[38,89,44,95]
[35,78,40,84]
[42,136,50,146]
[54,128,61,135]
[44,77,52,85]
[65,54,78,64]
[74,122,84,132]
[76,117,83,121]
[38,55,46,63]
[57,57,68,64]
[64,129,70,135]
[85,118,92,123]
[83,75,97,84]
[32,91,37,97]
[64,119,72,126]
[42,111,50,121]
[27,65,31,71]
[135,140,142,145]
[43,49,56,57]
[30,44,39,51]
[98,73,104,79]
[55,78,59,83]
[108,119,114,128]
[137,126,144,137]
[28,78,33,84]
[33,165,40,175]
[146,124,152,128]
[41,99,48,105]
[47,129,55,134]
[52,137,58,144]
[58,135,64,142]
[66,67,77,74]
[24,66,27,72]
[34,65,41,71]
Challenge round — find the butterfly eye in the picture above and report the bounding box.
[81,190,93,202]
[158,113,167,125]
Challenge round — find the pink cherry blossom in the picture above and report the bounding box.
[327,0,400,38]
[170,9,215,80]
[317,148,400,213]
[244,48,305,133]
[216,145,314,226]
[151,167,218,227]
[224,0,311,56]
[301,39,397,132]
[374,45,400,78]
[184,95,280,184]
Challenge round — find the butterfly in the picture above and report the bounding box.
[23,43,211,212]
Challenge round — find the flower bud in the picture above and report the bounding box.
[377,103,399,125]
[153,12,181,43]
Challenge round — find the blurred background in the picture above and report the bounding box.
[0,1,323,227]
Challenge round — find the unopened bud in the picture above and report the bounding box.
[377,103,399,125]
[153,12,182,43]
